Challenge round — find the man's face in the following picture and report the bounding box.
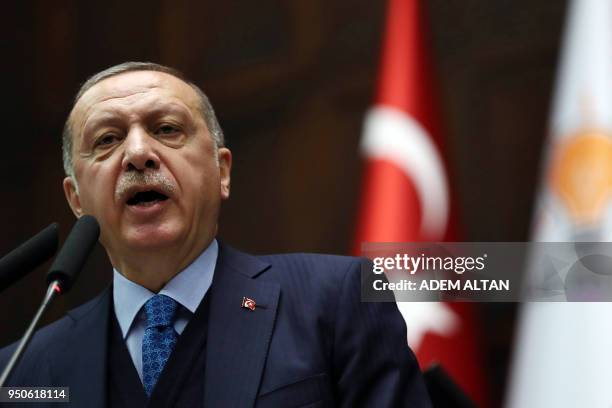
[63,71,231,260]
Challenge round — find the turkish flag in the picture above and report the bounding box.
[354,0,487,405]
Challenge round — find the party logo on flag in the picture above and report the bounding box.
[550,130,612,225]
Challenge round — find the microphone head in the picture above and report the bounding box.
[47,215,100,293]
[0,223,59,293]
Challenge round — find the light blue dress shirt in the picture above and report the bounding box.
[112,239,218,381]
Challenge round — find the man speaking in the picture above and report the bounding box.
[0,62,430,407]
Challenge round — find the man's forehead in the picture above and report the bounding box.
[71,70,200,122]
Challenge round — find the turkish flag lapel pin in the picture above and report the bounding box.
[241,296,256,311]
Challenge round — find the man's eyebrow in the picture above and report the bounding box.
[81,111,124,134]
[145,102,195,119]
[82,103,194,130]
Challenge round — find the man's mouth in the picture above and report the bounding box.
[126,190,169,207]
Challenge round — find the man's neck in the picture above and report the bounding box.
[108,236,215,292]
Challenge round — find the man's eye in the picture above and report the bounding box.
[96,134,119,146]
[156,124,179,135]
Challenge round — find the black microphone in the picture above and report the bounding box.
[47,215,100,293]
[0,216,100,387]
[0,223,59,293]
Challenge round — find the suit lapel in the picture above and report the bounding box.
[48,288,110,408]
[43,243,279,408]
[204,244,280,407]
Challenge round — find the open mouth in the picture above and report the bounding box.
[126,190,169,206]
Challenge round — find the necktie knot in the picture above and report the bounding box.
[144,294,178,329]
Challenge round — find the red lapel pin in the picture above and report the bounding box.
[241,296,256,311]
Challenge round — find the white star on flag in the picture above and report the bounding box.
[396,302,459,350]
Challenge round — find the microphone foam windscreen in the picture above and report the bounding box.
[47,215,100,292]
[0,223,59,292]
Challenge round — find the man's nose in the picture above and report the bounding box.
[121,127,161,171]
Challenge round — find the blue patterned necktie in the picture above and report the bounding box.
[142,294,179,396]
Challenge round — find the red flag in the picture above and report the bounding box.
[354,0,487,405]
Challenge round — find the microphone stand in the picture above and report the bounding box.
[0,215,99,388]
[0,281,62,387]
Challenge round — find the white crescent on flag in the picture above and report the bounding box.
[361,106,450,239]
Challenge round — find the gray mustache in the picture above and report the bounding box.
[115,171,176,201]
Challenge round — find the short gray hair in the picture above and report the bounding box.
[62,61,225,178]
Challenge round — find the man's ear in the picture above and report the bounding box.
[63,177,83,217]
[218,147,232,200]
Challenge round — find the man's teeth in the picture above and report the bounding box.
[135,199,161,207]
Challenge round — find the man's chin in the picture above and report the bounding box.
[121,228,183,251]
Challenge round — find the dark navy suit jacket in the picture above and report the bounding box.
[0,243,431,407]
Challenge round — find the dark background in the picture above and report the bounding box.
[1,1,566,405]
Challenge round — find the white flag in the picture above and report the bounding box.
[507,1,612,407]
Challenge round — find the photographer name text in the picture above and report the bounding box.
[373,278,510,291]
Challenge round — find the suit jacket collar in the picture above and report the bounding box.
[204,242,280,406]
[217,240,271,279]
[47,243,279,407]
[50,287,111,408]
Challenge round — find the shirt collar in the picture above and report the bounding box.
[113,239,218,338]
